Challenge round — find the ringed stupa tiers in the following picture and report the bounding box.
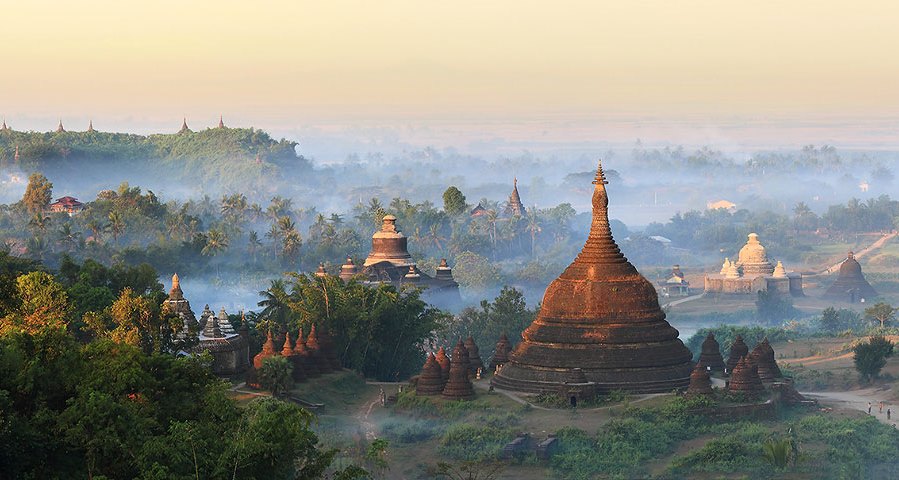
[492,160,693,394]
[823,252,877,303]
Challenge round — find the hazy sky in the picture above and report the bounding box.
[2,1,899,145]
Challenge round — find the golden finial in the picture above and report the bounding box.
[172,273,180,289]
[592,159,608,185]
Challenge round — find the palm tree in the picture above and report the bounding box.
[202,228,229,257]
[257,279,291,332]
[28,212,51,236]
[485,209,499,256]
[107,211,126,244]
[427,224,446,252]
[247,231,262,264]
[86,219,106,244]
[56,223,81,253]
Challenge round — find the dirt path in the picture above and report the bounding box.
[479,381,664,411]
[662,293,704,309]
[819,232,897,275]
[802,388,899,426]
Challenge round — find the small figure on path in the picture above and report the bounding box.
[889,408,892,420]
[868,402,872,414]
[880,401,884,413]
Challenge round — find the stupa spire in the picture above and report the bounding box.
[56,119,66,133]
[179,117,191,133]
[218,115,225,128]
[1,118,8,131]
[570,158,626,268]
[87,119,95,132]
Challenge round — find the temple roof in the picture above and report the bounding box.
[505,178,525,217]
[492,160,692,394]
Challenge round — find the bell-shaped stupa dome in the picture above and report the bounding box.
[736,233,774,277]
[491,160,693,394]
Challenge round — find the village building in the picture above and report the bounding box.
[704,233,803,296]
[492,160,694,394]
[658,264,690,297]
[823,251,877,303]
[48,196,85,215]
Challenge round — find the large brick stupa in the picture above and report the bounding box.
[492,160,693,394]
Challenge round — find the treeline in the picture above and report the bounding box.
[0,250,368,479]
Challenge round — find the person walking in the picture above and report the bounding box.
[868,402,872,414]
[888,408,892,420]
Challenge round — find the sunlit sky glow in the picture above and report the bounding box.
[3,1,899,147]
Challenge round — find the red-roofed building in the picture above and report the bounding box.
[49,196,85,215]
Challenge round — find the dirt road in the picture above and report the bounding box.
[802,388,899,427]
[819,232,897,275]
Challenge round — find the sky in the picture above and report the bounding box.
[2,1,899,148]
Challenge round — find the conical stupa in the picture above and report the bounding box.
[246,330,278,389]
[416,354,445,396]
[442,341,475,400]
[696,333,726,372]
[489,334,511,372]
[305,324,333,374]
[281,332,306,383]
[492,160,693,394]
[435,346,451,382]
[464,336,485,376]
[294,329,320,377]
[749,338,782,382]
[824,252,878,302]
[685,363,713,397]
[725,335,749,374]
[727,357,765,395]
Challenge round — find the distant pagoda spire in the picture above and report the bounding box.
[87,119,95,133]
[0,118,8,131]
[505,177,525,217]
[179,117,191,134]
[218,115,225,128]
[56,119,66,133]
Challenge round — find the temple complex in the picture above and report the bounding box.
[696,333,726,372]
[727,357,765,395]
[327,214,461,306]
[704,234,803,296]
[464,336,485,376]
[164,275,248,375]
[416,354,446,396]
[725,335,749,374]
[492,160,694,394]
[685,364,714,397]
[442,341,475,400]
[823,252,878,303]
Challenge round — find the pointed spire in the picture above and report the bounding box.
[179,117,191,134]
[1,118,8,131]
[87,119,95,132]
[571,159,625,266]
[56,119,65,133]
[218,115,225,128]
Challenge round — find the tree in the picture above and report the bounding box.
[21,173,53,215]
[1,271,73,335]
[201,228,229,257]
[108,288,181,354]
[107,211,125,244]
[258,356,293,396]
[865,302,897,329]
[755,290,795,325]
[443,186,467,217]
[853,335,894,381]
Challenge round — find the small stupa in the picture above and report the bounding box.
[416,354,445,396]
[339,257,359,281]
[749,338,782,382]
[56,119,66,133]
[824,251,878,302]
[86,120,95,133]
[725,335,749,374]
[315,263,328,278]
[696,333,726,372]
[179,117,191,134]
[435,346,451,382]
[218,115,225,128]
[246,330,278,389]
[305,324,333,374]
[492,160,693,394]
[489,334,511,372]
[505,177,525,217]
[442,341,475,400]
[294,329,319,377]
[464,336,485,376]
[685,363,714,397]
[727,357,765,395]
[281,332,306,383]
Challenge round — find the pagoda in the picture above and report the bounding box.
[749,338,782,382]
[339,257,360,281]
[823,252,878,302]
[56,119,66,133]
[246,330,278,389]
[727,357,765,395]
[294,329,319,377]
[442,341,475,400]
[218,115,225,128]
[685,363,713,397]
[725,335,749,374]
[504,177,525,217]
[464,336,485,376]
[282,332,306,383]
[489,334,511,372]
[435,346,451,382]
[492,160,693,394]
[87,120,95,133]
[416,354,445,396]
[696,333,726,372]
[162,273,198,340]
[179,117,191,134]
[305,324,333,374]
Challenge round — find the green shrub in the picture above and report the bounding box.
[438,424,516,461]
